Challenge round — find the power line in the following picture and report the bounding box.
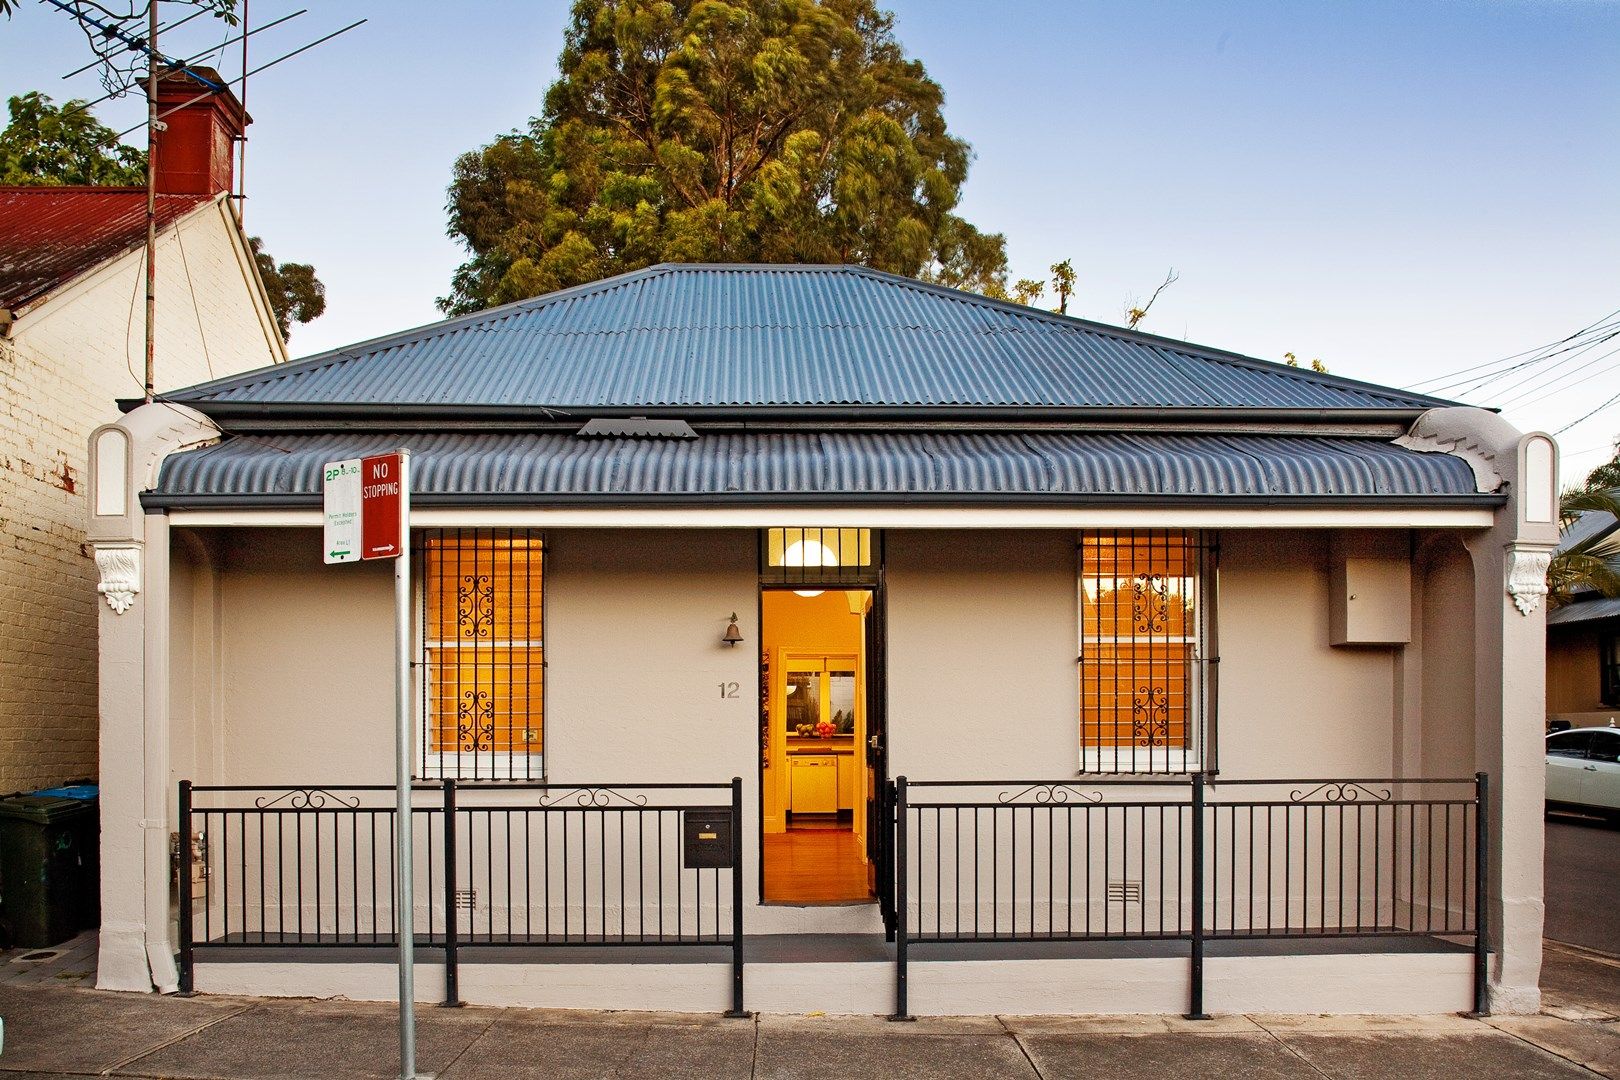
[1556,388,1620,436]
[1404,307,1620,392]
[1433,320,1620,398]
[1495,343,1620,411]
[37,0,224,95]
[53,9,307,124]
[1483,331,1620,406]
[58,5,207,79]
[110,19,367,142]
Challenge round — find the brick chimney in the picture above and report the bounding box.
[152,67,249,196]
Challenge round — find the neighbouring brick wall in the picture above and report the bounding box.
[0,201,280,791]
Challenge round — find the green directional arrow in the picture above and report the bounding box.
[329,549,351,559]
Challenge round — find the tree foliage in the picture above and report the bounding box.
[441,0,1007,314]
[0,92,146,186]
[1580,443,1620,494]
[1549,486,1620,607]
[249,236,325,340]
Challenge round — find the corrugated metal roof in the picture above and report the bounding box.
[161,264,1454,416]
[149,430,1484,505]
[1549,597,1620,627]
[0,187,211,311]
[1558,509,1620,556]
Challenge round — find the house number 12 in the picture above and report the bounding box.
[718,682,739,699]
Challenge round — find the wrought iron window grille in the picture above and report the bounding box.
[1078,530,1217,775]
[417,528,545,781]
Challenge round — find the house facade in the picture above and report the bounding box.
[1546,512,1620,729]
[87,265,1556,1016]
[0,74,284,791]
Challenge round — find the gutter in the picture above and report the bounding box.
[142,490,1508,511]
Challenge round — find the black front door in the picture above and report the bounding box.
[864,579,895,933]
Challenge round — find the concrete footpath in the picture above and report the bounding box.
[0,940,1615,1079]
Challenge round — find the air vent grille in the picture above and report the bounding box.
[1106,880,1143,903]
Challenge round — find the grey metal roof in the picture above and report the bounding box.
[1558,509,1620,556]
[1549,597,1620,627]
[148,430,1486,506]
[155,265,1454,418]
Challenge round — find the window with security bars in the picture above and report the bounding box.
[418,529,543,779]
[1078,530,1215,774]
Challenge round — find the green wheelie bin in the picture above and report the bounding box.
[0,787,99,948]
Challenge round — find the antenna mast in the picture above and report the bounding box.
[143,2,157,402]
[237,0,248,222]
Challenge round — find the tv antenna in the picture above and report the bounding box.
[33,1,366,399]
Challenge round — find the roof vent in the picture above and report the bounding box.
[576,417,698,440]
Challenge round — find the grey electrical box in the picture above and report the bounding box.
[683,809,734,869]
[1329,531,1412,647]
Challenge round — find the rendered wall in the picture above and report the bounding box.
[1419,539,1478,776]
[171,528,394,788]
[885,529,1408,781]
[172,525,1484,942]
[1,201,280,789]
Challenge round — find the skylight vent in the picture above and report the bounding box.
[576,417,698,440]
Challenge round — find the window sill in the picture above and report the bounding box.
[1080,750,1203,776]
[416,753,543,782]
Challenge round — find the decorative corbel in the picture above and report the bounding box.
[1505,544,1552,617]
[95,544,141,614]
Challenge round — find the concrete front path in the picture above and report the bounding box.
[1,980,1618,1080]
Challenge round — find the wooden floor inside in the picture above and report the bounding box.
[763,827,872,903]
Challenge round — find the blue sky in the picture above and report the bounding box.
[4,1,1617,476]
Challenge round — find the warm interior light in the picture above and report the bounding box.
[794,589,825,598]
[783,539,839,568]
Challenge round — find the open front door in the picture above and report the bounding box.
[864,582,895,933]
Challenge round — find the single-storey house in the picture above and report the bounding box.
[87,264,1557,1017]
[0,70,283,792]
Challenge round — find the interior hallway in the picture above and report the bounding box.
[763,827,871,903]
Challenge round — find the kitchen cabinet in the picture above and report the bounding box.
[790,755,839,814]
[836,753,855,810]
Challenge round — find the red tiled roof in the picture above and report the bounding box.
[0,187,213,312]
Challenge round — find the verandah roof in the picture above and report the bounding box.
[146,430,1486,508]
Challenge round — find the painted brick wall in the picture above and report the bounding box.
[0,200,281,790]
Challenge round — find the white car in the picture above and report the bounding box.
[1546,726,1620,819]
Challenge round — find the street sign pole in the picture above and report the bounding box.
[392,450,415,1080]
[324,448,415,1078]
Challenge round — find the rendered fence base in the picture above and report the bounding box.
[189,949,1472,1017]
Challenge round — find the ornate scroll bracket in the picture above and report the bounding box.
[538,787,650,808]
[95,544,141,614]
[253,788,363,810]
[1506,546,1552,617]
[997,784,1104,806]
[1289,782,1392,803]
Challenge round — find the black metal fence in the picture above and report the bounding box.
[892,773,1487,1019]
[178,778,746,1015]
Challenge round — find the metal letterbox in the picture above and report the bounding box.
[683,809,734,869]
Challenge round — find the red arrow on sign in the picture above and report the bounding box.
[360,453,404,560]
